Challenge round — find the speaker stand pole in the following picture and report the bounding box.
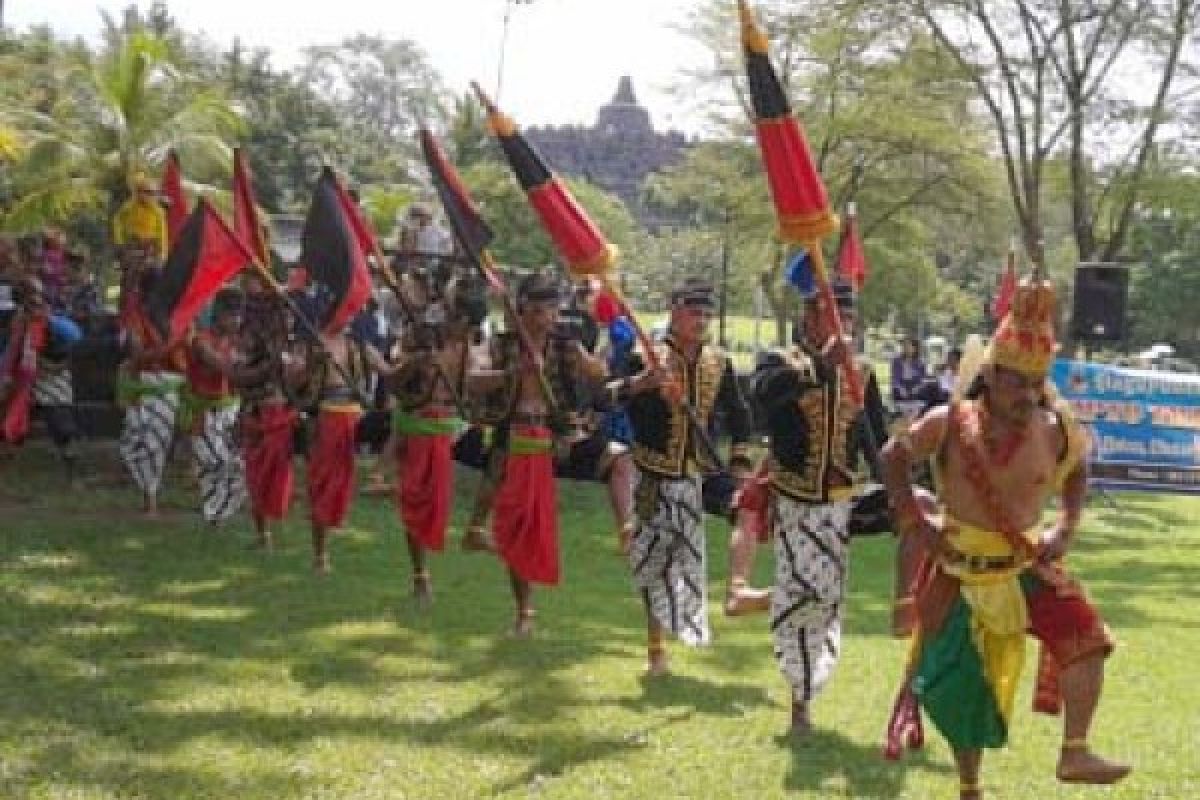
[1078,342,1120,511]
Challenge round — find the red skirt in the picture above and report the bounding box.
[308,407,360,529]
[1,379,33,444]
[492,424,559,585]
[397,413,456,552]
[242,404,297,521]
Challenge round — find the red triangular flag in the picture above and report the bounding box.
[298,168,372,334]
[144,199,255,343]
[232,148,269,265]
[992,246,1018,321]
[837,203,867,291]
[161,150,189,248]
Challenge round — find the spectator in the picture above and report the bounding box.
[889,337,926,417]
[41,227,68,310]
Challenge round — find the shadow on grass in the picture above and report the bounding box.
[776,727,954,798]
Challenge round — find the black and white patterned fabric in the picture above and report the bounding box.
[119,371,180,496]
[629,471,710,646]
[32,365,73,407]
[771,494,852,702]
[190,404,246,523]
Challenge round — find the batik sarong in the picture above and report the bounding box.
[492,424,559,585]
[771,493,853,701]
[630,470,709,646]
[119,371,183,495]
[396,408,463,551]
[308,406,361,529]
[191,399,246,523]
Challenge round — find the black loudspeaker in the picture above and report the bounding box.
[1071,264,1129,342]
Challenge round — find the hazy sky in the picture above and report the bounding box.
[8,0,718,133]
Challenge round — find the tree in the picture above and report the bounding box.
[672,0,1008,338]
[0,26,241,232]
[301,35,444,185]
[1124,160,1200,355]
[912,0,1199,265]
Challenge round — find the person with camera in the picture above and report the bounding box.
[467,272,608,637]
[613,278,754,676]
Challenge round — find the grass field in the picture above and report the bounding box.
[1,443,1197,799]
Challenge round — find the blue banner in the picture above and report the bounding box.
[1051,359,1200,493]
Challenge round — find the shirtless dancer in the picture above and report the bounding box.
[881,276,1130,798]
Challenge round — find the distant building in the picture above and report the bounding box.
[525,76,691,229]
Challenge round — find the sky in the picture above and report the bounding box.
[7,0,720,133]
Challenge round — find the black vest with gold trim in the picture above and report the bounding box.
[753,345,876,503]
[626,337,738,479]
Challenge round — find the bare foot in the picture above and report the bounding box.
[512,609,535,638]
[790,701,812,740]
[959,788,982,800]
[724,582,772,616]
[1056,747,1131,785]
[253,531,274,552]
[461,526,496,553]
[645,644,669,677]
[312,554,331,576]
[413,573,433,609]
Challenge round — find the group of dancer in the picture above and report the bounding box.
[2,206,1132,796]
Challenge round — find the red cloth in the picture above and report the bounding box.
[492,424,559,585]
[187,330,233,398]
[308,407,360,528]
[396,410,455,551]
[1,314,47,444]
[243,403,297,521]
[1026,573,1114,715]
[731,465,771,542]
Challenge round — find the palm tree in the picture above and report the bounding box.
[0,29,242,232]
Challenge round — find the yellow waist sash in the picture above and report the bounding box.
[939,513,1037,726]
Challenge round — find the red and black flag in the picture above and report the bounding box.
[741,0,866,411]
[161,149,190,249]
[144,199,254,343]
[232,147,270,266]
[739,0,838,245]
[418,129,494,264]
[298,167,372,333]
[837,202,867,291]
[471,82,617,280]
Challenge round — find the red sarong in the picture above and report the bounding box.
[243,403,297,521]
[1,315,46,444]
[308,407,360,528]
[492,424,559,585]
[396,410,456,552]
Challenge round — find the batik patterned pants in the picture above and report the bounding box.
[630,471,709,646]
[191,404,246,523]
[119,372,181,497]
[771,494,853,702]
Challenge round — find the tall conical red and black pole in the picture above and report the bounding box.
[739,0,864,406]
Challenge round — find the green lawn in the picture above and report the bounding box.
[2,444,1197,799]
